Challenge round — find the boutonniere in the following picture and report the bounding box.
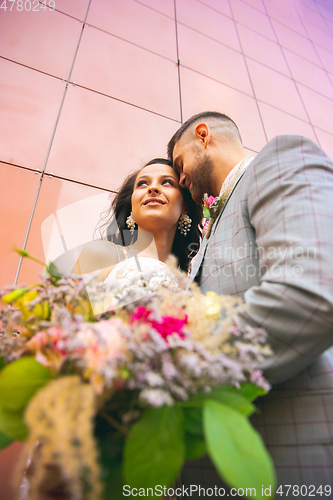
[202,194,222,239]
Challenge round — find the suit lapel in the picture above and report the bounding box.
[187,166,249,287]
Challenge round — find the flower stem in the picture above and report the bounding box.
[100,411,129,436]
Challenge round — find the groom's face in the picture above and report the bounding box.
[173,137,214,204]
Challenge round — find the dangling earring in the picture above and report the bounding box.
[178,214,192,236]
[126,213,136,235]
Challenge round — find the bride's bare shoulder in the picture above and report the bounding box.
[71,240,124,276]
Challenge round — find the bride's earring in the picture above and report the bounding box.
[178,214,192,236]
[126,213,136,235]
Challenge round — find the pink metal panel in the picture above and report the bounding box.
[47,0,90,20]
[317,4,333,23]
[196,0,232,18]
[239,0,266,14]
[135,0,175,18]
[299,5,332,34]
[272,20,323,66]
[304,22,333,48]
[176,0,240,51]
[283,49,333,100]
[297,84,333,134]
[0,59,65,170]
[45,85,179,189]
[263,0,308,36]
[18,176,109,285]
[315,128,333,160]
[87,0,177,60]
[246,58,308,121]
[258,102,317,143]
[314,44,333,74]
[180,67,267,152]
[0,9,82,78]
[230,0,276,41]
[177,24,253,95]
[237,24,290,76]
[0,164,40,287]
[71,25,180,120]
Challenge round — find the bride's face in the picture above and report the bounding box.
[131,164,185,233]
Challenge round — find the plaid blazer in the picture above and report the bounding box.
[186,136,333,491]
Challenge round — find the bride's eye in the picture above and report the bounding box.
[162,179,174,186]
[136,180,148,187]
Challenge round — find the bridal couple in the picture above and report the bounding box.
[77,111,333,491]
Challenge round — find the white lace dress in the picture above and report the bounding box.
[103,255,180,304]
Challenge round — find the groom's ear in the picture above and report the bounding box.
[195,122,210,148]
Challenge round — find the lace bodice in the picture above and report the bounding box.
[104,256,180,303]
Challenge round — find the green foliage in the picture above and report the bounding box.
[203,206,210,218]
[0,430,13,450]
[0,406,28,441]
[204,400,276,499]
[224,382,268,402]
[123,406,185,494]
[98,433,125,500]
[190,386,256,416]
[185,433,206,460]
[184,407,203,435]
[15,249,30,258]
[0,357,52,412]
[2,286,33,303]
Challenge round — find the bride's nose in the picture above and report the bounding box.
[148,185,160,194]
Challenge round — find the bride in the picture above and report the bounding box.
[73,158,202,302]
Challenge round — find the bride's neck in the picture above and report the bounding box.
[134,229,175,262]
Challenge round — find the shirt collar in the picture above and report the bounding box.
[219,156,254,198]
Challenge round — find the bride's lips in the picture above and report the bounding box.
[143,198,166,206]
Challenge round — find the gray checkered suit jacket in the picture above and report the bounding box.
[184,136,333,493]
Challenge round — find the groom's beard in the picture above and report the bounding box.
[190,153,215,204]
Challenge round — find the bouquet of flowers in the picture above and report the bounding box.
[0,252,275,500]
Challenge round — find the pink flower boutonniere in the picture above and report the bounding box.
[202,194,222,238]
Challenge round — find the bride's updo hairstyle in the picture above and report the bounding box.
[97,158,202,273]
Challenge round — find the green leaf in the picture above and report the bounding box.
[188,387,256,417]
[185,433,206,461]
[184,407,203,436]
[204,400,276,499]
[0,430,13,450]
[0,357,52,411]
[206,389,255,417]
[123,406,185,493]
[0,357,5,371]
[14,249,45,267]
[98,434,125,500]
[46,261,60,279]
[224,383,268,402]
[0,406,28,441]
[15,249,30,258]
[2,287,31,303]
[203,207,210,218]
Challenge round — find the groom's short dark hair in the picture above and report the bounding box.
[167,111,241,160]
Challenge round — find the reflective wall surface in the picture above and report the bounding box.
[1,0,333,287]
[0,0,333,496]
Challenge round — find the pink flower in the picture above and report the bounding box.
[151,315,188,340]
[205,195,215,207]
[130,306,152,324]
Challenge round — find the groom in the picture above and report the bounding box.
[168,112,333,489]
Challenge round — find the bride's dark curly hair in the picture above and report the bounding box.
[96,158,202,273]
